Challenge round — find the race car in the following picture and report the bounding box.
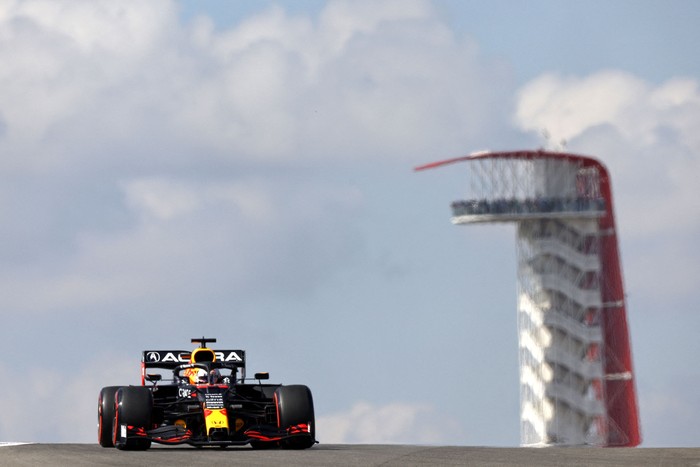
[98,337,316,450]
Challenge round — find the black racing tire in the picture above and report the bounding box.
[275,385,316,449]
[113,386,153,450]
[98,386,119,447]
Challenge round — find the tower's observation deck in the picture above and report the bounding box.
[416,150,640,447]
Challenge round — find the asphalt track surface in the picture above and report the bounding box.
[2,444,700,466]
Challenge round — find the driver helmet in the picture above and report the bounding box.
[188,368,208,385]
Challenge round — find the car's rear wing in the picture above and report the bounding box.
[140,349,246,385]
[141,349,246,369]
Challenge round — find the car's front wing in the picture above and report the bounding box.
[122,423,314,447]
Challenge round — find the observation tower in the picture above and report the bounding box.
[416,150,640,447]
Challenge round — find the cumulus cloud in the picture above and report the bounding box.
[515,71,700,151]
[124,177,202,221]
[0,0,179,165]
[515,71,649,144]
[0,0,509,171]
[0,354,138,442]
[0,0,510,323]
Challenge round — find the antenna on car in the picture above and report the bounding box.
[191,337,217,348]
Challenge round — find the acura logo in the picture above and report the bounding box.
[147,352,161,362]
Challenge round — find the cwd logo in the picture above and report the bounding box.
[147,352,161,363]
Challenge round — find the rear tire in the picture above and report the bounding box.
[275,385,315,449]
[113,386,153,450]
[98,386,119,447]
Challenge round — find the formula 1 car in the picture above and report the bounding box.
[98,338,316,450]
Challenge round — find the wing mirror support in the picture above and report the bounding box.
[146,374,162,386]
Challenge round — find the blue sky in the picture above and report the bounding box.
[0,0,698,447]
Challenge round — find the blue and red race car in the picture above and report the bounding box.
[98,337,316,450]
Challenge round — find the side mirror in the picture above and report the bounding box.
[254,372,269,380]
[146,374,162,383]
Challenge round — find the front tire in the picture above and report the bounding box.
[113,386,153,450]
[98,386,119,447]
[275,385,315,449]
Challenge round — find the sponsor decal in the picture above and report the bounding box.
[204,393,225,409]
[144,350,243,364]
[178,387,193,398]
[121,424,127,439]
[215,351,243,362]
[162,352,191,363]
[143,351,190,363]
[146,352,161,363]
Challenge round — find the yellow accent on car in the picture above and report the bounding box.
[205,409,229,435]
[235,418,245,431]
[190,347,216,363]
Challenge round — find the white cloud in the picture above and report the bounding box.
[317,401,467,445]
[516,71,700,152]
[0,0,510,171]
[0,354,138,443]
[318,0,437,55]
[123,177,202,221]
[0,0,179,167]
[0,0,510,320]
[515,71,649,144]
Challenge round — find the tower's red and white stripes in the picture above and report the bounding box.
[417,150,640,447]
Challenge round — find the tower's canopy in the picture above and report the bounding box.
[416,150,608,224]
